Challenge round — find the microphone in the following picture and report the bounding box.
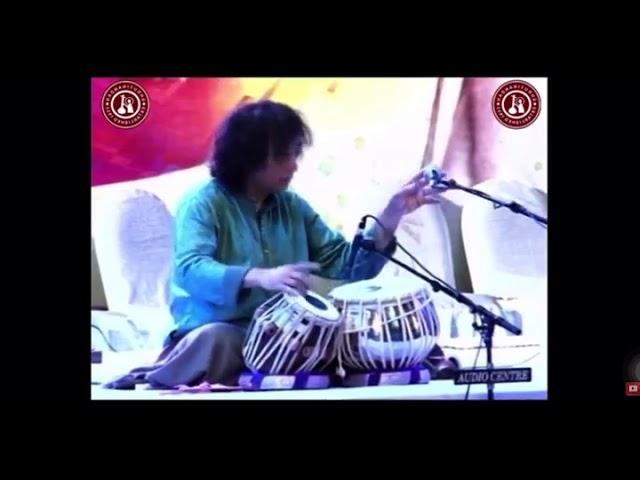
[422,164,447,187]
[421,165,547,225]
[344,216,367,278]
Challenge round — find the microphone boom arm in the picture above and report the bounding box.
[436,178,547,225]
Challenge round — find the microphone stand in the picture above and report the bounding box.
[358,238,522,400]
[434,178,547,226]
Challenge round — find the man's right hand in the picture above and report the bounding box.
[243,262,321,296]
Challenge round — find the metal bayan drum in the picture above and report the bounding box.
[329,277,440,373]
[242,290,342,376]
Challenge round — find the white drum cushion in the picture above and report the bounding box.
[93,189,175,345]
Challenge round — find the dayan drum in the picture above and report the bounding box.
[329,277,440,373]
[242,290,342,376]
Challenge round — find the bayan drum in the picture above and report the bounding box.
[329,277,440,373]
[242,290,342,376]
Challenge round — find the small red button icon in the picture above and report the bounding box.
[625,382,640,396]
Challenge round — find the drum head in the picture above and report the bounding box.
[284,290,341,322]
[330,277,431,303]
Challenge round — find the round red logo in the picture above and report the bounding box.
[101,80,150,129]
[491,80,541,129]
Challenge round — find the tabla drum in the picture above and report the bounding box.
[329,277,440,373]
[242,290,342,376]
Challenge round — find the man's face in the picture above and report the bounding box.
[252,138,304,194]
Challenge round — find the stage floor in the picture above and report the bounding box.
[91,380,547,400]
[91,349,547,400]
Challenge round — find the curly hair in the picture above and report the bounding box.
[209,100,313,193]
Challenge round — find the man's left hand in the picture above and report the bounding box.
[385,171,442,219]
[372,171,443,251]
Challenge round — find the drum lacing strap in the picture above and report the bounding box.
[336,348,346,378]
[335,299,346,378]
[395,294,413,368]
[413,290,438,359]
[242,371,312,390]
[365,365,423,386]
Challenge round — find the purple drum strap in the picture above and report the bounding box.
[367,372,381,386]
[241,371,315,390]
[293,373,310,389]
[409,366,421,384]
[363,366,422,386]
[246,371,265,390]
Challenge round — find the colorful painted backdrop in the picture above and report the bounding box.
[92,77,546,232]
[91,77,547,300]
